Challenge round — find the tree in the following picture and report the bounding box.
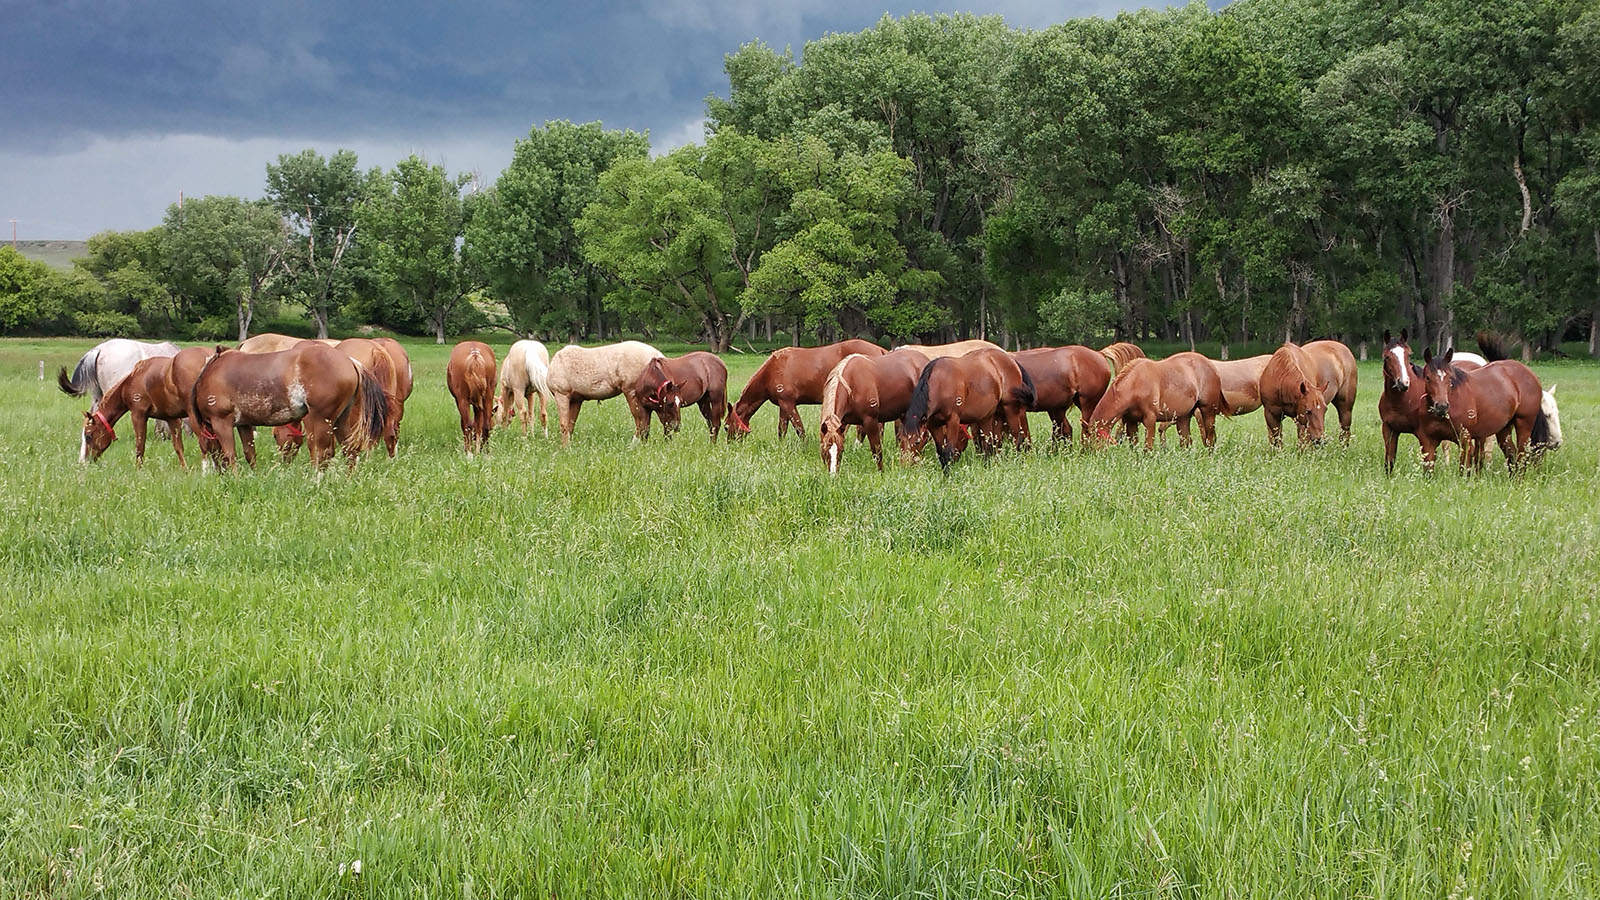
[160,196,288,340]
[360,155,474,343]
[266,149,367,339]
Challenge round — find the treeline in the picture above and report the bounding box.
[4,0,1598,358]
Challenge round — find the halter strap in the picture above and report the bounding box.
[284,422,304,439]
[93,409,117,440]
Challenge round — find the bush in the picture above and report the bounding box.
[191,315,236,341]
[72,310,141,338]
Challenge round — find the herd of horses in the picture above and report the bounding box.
[58,330,1564,476]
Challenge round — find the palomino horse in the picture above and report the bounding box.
[273,339,402,462]
[893,339,1003,361]
[1087,353,1228,449]
[1013,346,1112,445]
[635,352,730,440]
[59,338,181,459]
[547,340,664,445]
[1378,329,1482,474]
[818,348,929,473]
[494,340,554,437]
[236,333,339,353]
[1099,341,1147,376]
[189,344,387,471]
[80,356,192,467]
[447,342,497,454]
[901,348,1034,470]
[1421,348,1550,474]
[727,339,886,440]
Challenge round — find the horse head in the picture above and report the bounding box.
[1421,347,1454,418]
[1537,384,1563,449]
[1295,380,1332,447]
[1382,329,1411,391]
[819,415,847,474]
[81,409,117,461]
[725,400,751,439]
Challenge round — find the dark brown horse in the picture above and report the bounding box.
[1012,346,1112,445]
[1378,330,1480,474]
[1086,352,1227,449]
[1422,348,1550,474]
[818,349,929,472]
[273,338,403,463]
[900,348,1034,470]
[635,352,730,440]
[80,356,192,467]
[447,341,497,455]
[189,344,388,471]
[727,339,887,439]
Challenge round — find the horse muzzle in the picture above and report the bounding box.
[1427,403,1449,418]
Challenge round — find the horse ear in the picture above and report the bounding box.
[1382,329,1391,345]
[1548,384,1557,395]
[1299,382,1308,396]
[1399,328,1408,344]
[82,410,92,422]
[1440,347,1453,366]
[1423,347,1433,365]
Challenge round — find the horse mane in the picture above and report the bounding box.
[1100,342,1146,376]
[1476,331,1509,362]
[902,358,944,434]
[820,355,859,419]
[57,348,97,397]
[1531,408,1551,449]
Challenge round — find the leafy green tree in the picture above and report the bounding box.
[266,149,367,338]
[360,155,474,343]
[160,196,288,340]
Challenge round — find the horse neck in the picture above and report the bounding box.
[735,365,773,418]
[97,379,133,424]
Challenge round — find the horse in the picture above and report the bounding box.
[59,339,182,458]
[1259,341,1357,448]
[493,340,554,437]
[189,344,387,472]
[727,339,886,440]
[1378,329,1482,474]
[235,333,339,353]
[635,352,730,440]
[1086,352,1228,450]
[893,339,1004,361]
[547,340,664,445]
[1472,331,1562,453]
[900,348,1034,470]
[80,356,193,467]
[1421,348,1550,474]
[1099,341,1147,377]
[447,342,497,455]
[370,337,413,456]
[818,349,929,473]
[272,339,402,463]
[1012,346,1113,445]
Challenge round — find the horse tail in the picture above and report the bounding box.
[57,349,97,398]
[188,346,229,439]
[339,360,390,456]
[1476,331,1509,361]
[1011,363,1036,409]
[527,352,552,403]
[366,347,402,430]
[903,358,941,434]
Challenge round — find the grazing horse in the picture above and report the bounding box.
[1211,355,1273,417]
[1259,343,1332,448]
[1378,330,1482,474]
[447,342,497,454]
[1087,352,1228,450]
[189,344,387,472]
[1421,348,1549,474]
[59,339,181,459]
[1099,341,1147,377]
[900,348,1034,470]
[1012,346,1113,445]
[494,340,554,437]
[818,348,929,473]
[893,339,1004,361]
[80,356,192,467]
[635,352,730,440]
[272,339,402,462]
[728,339,886,440]
[547,340,664,445]
[235,333,339,353]
[370,337,413,456]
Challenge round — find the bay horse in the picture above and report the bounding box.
[1012,346,1112,445]
[1086,352,1227,450]
[893,339,1003,361]
[494,340,554,437]
[900,348,1034,470]
[1421,347,1550,474]
[727,339,886,440]
[818,348,929,473]
[189,343,387,472]
[1379,329,1481,474]
[80,356,192,467]
[635,352,730,440]
[272,339,402,462]
[447,341,497,454]
[1472,331,1562,453]
[547,340,664,445]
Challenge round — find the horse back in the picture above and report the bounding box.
[1303,340,1358,403]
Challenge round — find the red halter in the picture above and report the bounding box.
[284,422,304,439]
[92,409,117,441]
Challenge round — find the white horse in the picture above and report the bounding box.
[1537,384,1563,450]
[59,339,183,461]
[546,340,664,445]
[494,340,554,436]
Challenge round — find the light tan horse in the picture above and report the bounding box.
[894,339,1003,361]
[236,333,339,353]
[494,340,554,436]
[547,341,664,445]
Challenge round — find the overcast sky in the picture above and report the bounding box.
[3,0,1178,240]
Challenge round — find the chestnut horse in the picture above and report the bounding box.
[818,348,929,473]
[635,352,730,440]
[547,341,665,445]
[1421,348,1550,474]
[1259,340,1357,447]
[236,333,339,353]
[894,339,1003,361]
[273,339,402,462]
[494,340,554,437]
[1087,352,1227,449]
[727,339,886,439]
[900,348,1034,470]
[1378,330,1482,474]
[447,341,497,454]
[1099,341,1147,376]
[80,356,192,467]
[370,337,413,455]
[189,344,387,471]
[1013,346,1112,445]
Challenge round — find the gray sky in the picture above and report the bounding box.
[2,0,1171,239]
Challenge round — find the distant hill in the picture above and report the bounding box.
[11,240,87,272]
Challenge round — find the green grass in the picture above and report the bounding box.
[1,336,1597,898]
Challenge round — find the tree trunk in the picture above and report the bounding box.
[977,285,988,341]
[792,316,800,347]
[1592,229,1600,357]
[1358,340,1368,362]
[764,314,773,342]
[313,306,330,340]
[237,299,252,342]
[435,317,446,344]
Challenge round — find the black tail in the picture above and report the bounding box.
[903,359,942,434]
[57,351,94,397]
[1011,364,1036,409]
[1476,331,1508,362]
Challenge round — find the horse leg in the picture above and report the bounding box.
[132,411,149,467]
[1198,409,1217,448]
[1175,415,1193,449]
[864,419,885,471]
[168,418,188,470]
[456,394,475,454]
[1008,407,1031,452]
[626,393,650,441]
[1382,424,1398,476]
[239,427,258,468]
[538,390,551,438]
[1264,409,1283,449]
[932,422,955,471]
[781,401,804,440]
[701,397,720,441]
[215,416,239,473]
[306,419,337,471]
[1338,397,1354,446]
[478,394,494,452]
[558,396,582,447]
[1496,428,1519,475]
[1143,413,1158,451]
[1419,436,1439,474]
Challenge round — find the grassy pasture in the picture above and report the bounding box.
[1,336,1597,898]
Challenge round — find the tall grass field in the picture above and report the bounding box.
[1,336,1597,898]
